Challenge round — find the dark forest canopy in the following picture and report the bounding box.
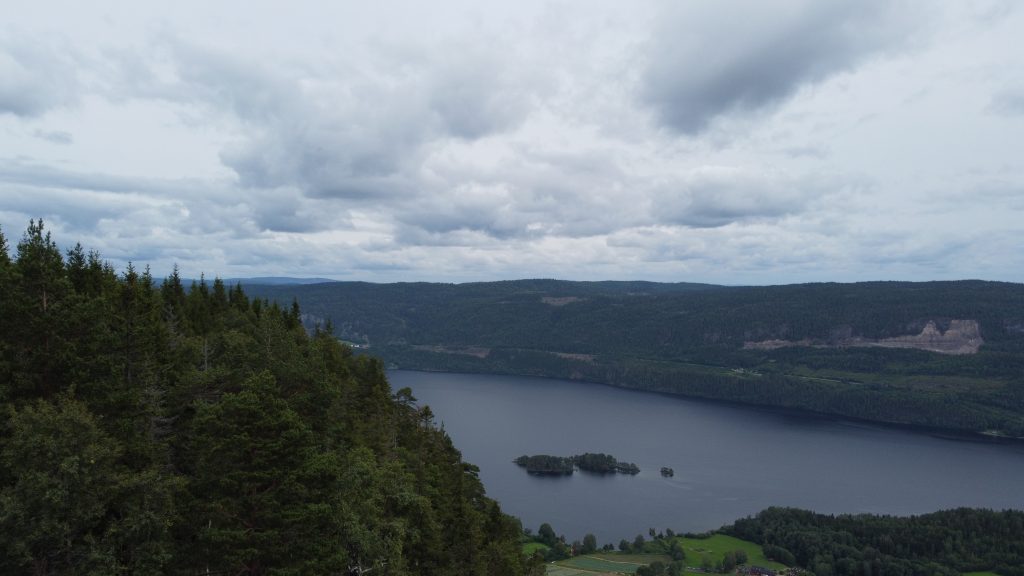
[513,452,639,475]
[244,278,1024,436]
[514,454,574,475]
[0,221,534,576]
[723,507,1024,576]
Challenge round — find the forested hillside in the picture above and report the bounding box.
[724,507,1024,576]
[0,222,530,575]
[246,279,1024,436]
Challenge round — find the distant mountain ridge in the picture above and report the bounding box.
[245,279,1024,437]
[172,276,339,287]
[226,276,338,285]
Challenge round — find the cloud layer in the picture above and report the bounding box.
[641,1,919,133]
[1,1,1023,284]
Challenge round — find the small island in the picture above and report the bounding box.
[660,466,674,477]
[515,453,640,475]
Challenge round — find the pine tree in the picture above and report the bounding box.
[160,264,187,335]
[212,277,228,315]
[229,281,249,312]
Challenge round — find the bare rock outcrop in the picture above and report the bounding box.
[743,319,983,355]
[865,319,982,354]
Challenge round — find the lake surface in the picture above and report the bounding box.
[389,370,1024,544]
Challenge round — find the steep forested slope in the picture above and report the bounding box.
[245,279,1024,436]
[0,221,529,576]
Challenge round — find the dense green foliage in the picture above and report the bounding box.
[245,279,1024,435]
[514,454,573,474]
[724,507,1024,576]
[513,452,639,475]
[572,452,639,474]
[0,222,530,576]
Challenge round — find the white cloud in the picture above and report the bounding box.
[0,1,1023,284]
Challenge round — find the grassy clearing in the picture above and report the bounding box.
[546,564,614,576]
[562,554,656,574]
[591,553,672,565]
[545,535,780,575]
[785,365,1003,392]
[677,534,785,570]
[524,542,551,555]
[563,556,638,573]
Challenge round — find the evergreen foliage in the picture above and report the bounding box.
[0,221,528,575]
[513,453,640,475]
[514,454,573,475]
[724,507,1024,576]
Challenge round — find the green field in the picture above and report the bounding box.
[677,534,785,570]
[544,535,781,574]
[962,572,1000,576]
[561,554,661,574]
[562,556,637,573]
[524,542,551,555]
[546,564,614,576]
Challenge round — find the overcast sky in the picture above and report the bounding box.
[2,1,1022,284]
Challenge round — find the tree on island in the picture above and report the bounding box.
[515,452,639,475]
[515,455,574,475]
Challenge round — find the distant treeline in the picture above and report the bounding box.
[723,507,1024,576]
[244,279,1024,436]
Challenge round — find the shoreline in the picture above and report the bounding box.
[385,366,1024,445]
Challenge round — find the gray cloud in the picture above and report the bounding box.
[652,167,834,228]
[0,31,80,116]
[388,145,647,241]
[0,158,213,197]
[427,46,535,139]
[0,184,159,234]
[0,158,166,194]
[135,35,541,203]
[0,158,341,239]
[988,89,1024,116]
[641,1,917,134]
[33,129,74,145]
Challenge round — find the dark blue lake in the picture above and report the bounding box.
[389,370,1024,545]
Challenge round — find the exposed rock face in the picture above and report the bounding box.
[410,345,491,358]
[743,338,815,351]
[868,319,982,354]
[743,319,983,355]
[553,352,596,362]
[541,296,584,306]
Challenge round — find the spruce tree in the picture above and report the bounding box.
[0,226,11,401]
[11,220,72,399]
